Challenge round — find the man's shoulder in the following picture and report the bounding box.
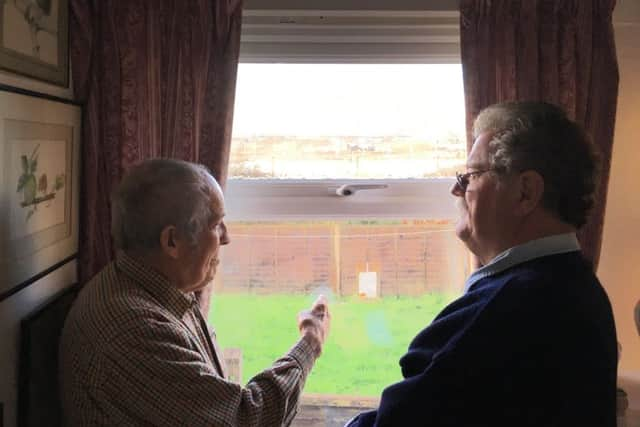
[500,251,595,289]
[487,251,607,319]
[63,262,173,345]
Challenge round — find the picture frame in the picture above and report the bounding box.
[0,0,70,87]
[0,87,80,301]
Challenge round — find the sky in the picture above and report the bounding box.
[231,63,466,139]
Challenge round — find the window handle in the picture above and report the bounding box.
[332,184,388,197]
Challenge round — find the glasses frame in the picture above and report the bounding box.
[455,169,495,192]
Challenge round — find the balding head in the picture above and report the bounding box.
[111,159,224,253]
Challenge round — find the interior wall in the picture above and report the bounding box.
[0,8,77,427]
[600,1,640,375]
[0,261,77,427]
[600,3,640,421]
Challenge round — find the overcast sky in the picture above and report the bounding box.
[232,64,466,139]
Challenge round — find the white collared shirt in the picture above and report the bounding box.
[464,233,581,293]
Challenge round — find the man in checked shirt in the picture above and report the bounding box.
[60,158,330,426]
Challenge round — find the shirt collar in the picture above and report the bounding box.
[464,232,581,293]
[115,252,197,317]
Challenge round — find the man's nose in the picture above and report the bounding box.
[450,181,464,197]
[220,222,230,245]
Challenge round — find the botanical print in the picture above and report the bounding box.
[16,142,65,220]
[2,0,59,65]
[0,92,79,300]
[9,137,66,240]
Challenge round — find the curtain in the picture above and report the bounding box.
[70,0,242,313]
[460,0,619,268]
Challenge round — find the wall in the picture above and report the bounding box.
[601,0,640,375]
[599,0,640,419]
[0,14,77,427]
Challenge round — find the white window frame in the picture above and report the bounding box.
[225,179,457,221]
[225,7,462,223]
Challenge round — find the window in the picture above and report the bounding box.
[210,8,467,404]
[229,64,465,180]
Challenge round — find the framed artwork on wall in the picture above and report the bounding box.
[0,88,80,301]
[0,0,70,87]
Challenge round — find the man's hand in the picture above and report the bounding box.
[297,295,331,354]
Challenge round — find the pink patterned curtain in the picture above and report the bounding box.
[70,0,242,312]
[460,0,619,268]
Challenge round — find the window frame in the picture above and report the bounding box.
[224,178,458,221]
[227,8,464,222]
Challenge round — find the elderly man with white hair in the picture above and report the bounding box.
[60,159,330,426]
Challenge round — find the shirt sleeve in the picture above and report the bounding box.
[88,316,319,427]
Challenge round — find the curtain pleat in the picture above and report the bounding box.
[70,0,243,313]
[460,0,619,268]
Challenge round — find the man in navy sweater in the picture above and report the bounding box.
[347,102,617,427]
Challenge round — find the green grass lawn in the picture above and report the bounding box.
[208,293,456,396]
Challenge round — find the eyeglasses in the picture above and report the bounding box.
[455,169,494,192]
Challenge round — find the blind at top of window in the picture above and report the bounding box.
[240,10,460,63]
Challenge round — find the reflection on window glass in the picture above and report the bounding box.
[230,64,467,179]
[210,220,469,396]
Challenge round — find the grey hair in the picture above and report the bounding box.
[111,159,219,251]
[473,101,599,228]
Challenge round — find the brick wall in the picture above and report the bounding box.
[215,220,469,296]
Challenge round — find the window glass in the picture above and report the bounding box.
[213,63,469,397]
[230,64,466,179]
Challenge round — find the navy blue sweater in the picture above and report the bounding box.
[349,252,617,427]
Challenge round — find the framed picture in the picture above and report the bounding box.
[0,88,80,301]
[0,0,69,87]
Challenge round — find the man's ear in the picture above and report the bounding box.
[516,170,544,216]
[159,225,180,259]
